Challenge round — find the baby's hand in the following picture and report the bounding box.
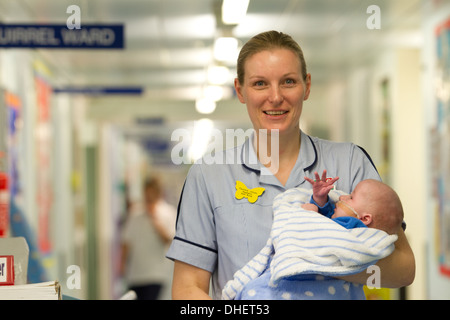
[304,170,339,207]
[301,203,318,212]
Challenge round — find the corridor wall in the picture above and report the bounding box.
[423,3,450,300]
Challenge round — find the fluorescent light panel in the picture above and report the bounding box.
[213,37,238,62]
[222,0,250,25]
[207,65,230,85]
[188,118,214,161]
[195,97,216,114]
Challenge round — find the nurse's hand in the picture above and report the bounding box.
[301,203,319,212]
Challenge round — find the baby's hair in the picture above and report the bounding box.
[365,180,404,235]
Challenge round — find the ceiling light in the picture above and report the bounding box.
[207,65,230,85]
[204,85,224,101]
[195,97,216,114]
[222,0,250,25]
[188,118,214,162]
[214,37,238,62]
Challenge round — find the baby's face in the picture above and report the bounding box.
[332,183,368,219]
[333,200,359,219]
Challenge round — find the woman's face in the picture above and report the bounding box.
[235,48,311,136]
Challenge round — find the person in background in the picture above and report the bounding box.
[120,176,176,300]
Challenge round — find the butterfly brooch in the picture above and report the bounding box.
[235,180,265,203]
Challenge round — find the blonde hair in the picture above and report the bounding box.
[237,30,308,84]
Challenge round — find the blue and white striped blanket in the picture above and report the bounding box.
[222,188,398,300]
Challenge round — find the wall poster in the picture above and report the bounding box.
[35,74,53,255]
[432,16,450,278]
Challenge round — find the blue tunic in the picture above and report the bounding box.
[166,130,380,299]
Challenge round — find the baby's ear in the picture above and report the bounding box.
[359,212,373,226]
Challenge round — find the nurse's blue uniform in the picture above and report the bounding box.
[166,131,381,299]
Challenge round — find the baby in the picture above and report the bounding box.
[302,170,404,235]
[222,171,402,300]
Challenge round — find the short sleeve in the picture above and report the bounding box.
[166,164,218,273]
[350,145,406,230]
[349,144,381,190]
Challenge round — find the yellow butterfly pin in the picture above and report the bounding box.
[235,180,265,204]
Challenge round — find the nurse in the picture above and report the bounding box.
[166,30,415,300]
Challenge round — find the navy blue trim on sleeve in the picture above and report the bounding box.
[357,145,407,231]
[173,236,218,253]
[356,145,379,174]
[175,179,187,228]
[305,135,318,172]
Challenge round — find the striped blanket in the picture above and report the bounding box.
[222,188,398,300]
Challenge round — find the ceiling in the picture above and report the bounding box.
[0,0,425,127]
